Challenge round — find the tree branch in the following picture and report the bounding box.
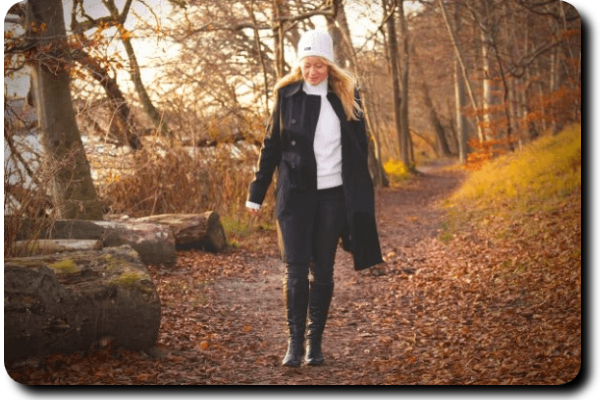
[182,22,273,39]
[514,0,580,21]
[354,2,396,55]
[507,40,562,77]
[4,129,42,188]
[72,0,134,33]
[276,7,335,24]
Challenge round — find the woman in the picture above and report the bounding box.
[246,30,383,367]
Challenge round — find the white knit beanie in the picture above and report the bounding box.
[297,30,335,64]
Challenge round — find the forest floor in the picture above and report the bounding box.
[7,160,581,385]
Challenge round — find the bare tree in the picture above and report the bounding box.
[72,0,170,136]
[68,0,142,149]
[397,0,411,166]
[413,45,452,156]
[453,2,469,163]
[437,0,485,143]
[382,0,409,169]
[25,0,103,220]
[71,48,142,149]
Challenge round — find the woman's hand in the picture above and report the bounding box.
[245,201,261,214]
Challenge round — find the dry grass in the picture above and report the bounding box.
[442,124,581,237]
[454,125,580,206]
[97,144,276,242]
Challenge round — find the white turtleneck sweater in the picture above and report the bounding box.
[245,78,343,211]
[303,78,343,190]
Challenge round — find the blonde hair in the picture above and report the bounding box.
[273,58,362,121]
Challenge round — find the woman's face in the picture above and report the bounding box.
[301,56,329,86]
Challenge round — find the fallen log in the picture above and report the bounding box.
[13,239,102,256]
[97,221,176,265]
[9,217,176,265]
[134,212,228,252]
[4,246,161,365]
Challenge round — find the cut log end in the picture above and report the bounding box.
[134,212,229,252]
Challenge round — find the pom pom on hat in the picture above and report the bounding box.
[297,30,335,64]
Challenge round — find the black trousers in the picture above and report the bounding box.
[286,186,346,285]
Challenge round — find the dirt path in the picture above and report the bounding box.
[146,158,578,385]
[191,163,466,385]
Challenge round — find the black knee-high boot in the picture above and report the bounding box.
[305,282,334,365]
[282,276,309,367]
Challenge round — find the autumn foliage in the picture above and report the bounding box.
[7,125,580,385]
[464,83,581,171]
[464,137,513,171]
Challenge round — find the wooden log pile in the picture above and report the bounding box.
[11,218,176,266]
[4,212,229,364]
[8,211,229,264]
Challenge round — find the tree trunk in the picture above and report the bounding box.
[13,218,176,266]
[326,0,351,68]
[437,0,485,143]
[550,46,560,134]
[454,5,469,163]
[397,0,412,167]
[272,0,285,79]
[134,212,228,252]
[333,0,355,68]
[519,21,537,140]
[361,63,393,183]
[481,29,492,141]
[4,246,161,365]
[489,34,515,150]
[383,0,406,169]
[324,1,387,186]
[414,50,452,156]
[26,0,103,221]
[245,1,270,115]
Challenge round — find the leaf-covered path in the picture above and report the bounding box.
[166,164,468,385]
[8,163,581,385]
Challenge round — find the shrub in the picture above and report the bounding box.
[384,159,410,183]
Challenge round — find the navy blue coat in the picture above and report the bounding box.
[247,80,383,271]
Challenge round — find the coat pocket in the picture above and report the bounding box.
[281,152,306,191]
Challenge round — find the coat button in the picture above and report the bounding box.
[291,140,296,146]
[291,119,297,124]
